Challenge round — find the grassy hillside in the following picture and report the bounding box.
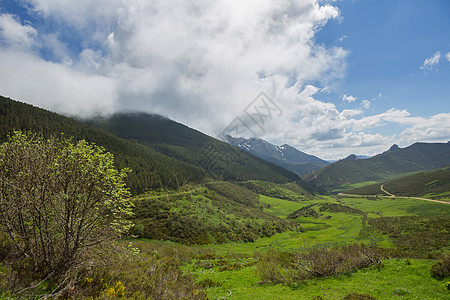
[130,181,298,244]
[347,166,450,200]
[303,142,450,188]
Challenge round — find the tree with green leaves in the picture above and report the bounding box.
[0,131,133,281]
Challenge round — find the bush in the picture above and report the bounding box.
[430,256,450,279]
[0,132,133,290]
[293,244,381,280]
[256,249,293,284]
[72,242,208,299]
[256,244,382,284]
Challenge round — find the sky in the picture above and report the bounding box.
[0,0,449,160]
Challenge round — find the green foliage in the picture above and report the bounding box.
[368,215,450,258]
[66,241,208,299]
[238,180,313,201]
[131,183,298,244]
[0,96,204,193]
[430,256,450,279]
[0,131,133,286]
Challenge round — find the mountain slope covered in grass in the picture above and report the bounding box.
[303,142,450,188]
[347,166,450,200]
[131,181,299,244]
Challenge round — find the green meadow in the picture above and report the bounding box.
[175,193,450,299]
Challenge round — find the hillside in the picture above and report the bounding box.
[131,181,298,244]
[224,135,329,175]
[347,166,450,199]
[84,112,309,186]
[0,96,205,193]
[303,142,450,188]
[0,96,307,193]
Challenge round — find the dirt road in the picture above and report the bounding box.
[338,185,449,205]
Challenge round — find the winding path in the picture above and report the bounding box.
[338,184,449,205]
[380,184,395,197]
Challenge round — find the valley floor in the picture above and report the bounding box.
[157,193,449,299]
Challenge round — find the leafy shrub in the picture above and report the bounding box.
[0,132,133,291]
[256,249,293,284]
[430,256,450,279]
[256,244,382,284]
[369,215,450,258]
[294,244,381,279]
[69,241,208,299]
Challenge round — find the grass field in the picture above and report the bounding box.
[121,189,450,299]
[186,258,448,300]
[181,192,449,299]
[337,195,450,217]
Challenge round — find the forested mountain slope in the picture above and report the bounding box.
[0,96,205,193]
[84,112,310,188]
[1,96,308,193]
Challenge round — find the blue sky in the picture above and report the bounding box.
[0,0,449,160]
[316,0,450,118]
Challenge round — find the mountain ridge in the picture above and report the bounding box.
[224,135,329,175]
[303,141,450,188]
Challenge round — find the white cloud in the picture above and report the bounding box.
[0,13,38,50]
[446,52,450,62]
[342,94,356,103]
[362,100,370,109]
[0,1,449,161]
[420,51,441,71]
[2,0,345,132]
[0,51,117,116]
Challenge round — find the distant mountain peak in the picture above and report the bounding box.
[224,136,329,175]
[388,144,400,151]
[342,154,357,161]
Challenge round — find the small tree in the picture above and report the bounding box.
[0,131,133,280]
